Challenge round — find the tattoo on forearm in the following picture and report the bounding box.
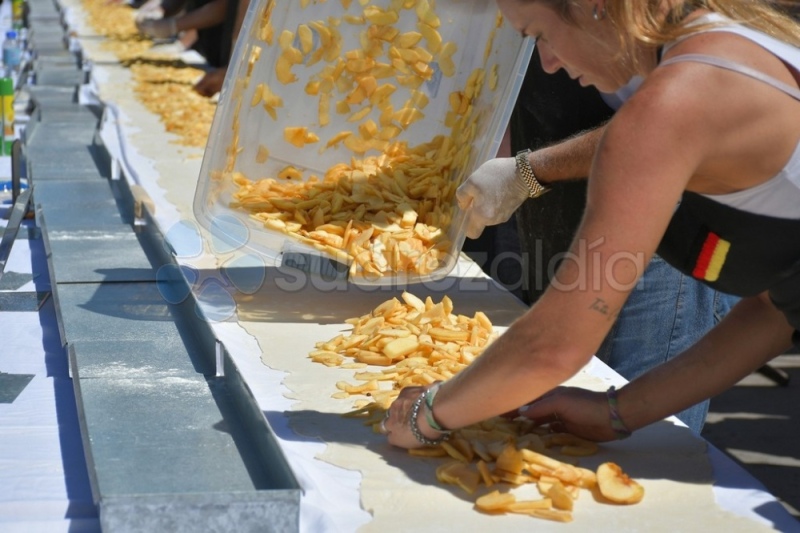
[590,298,619,321]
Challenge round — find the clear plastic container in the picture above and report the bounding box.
[194,0,533,286]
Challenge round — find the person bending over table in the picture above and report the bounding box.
[136,0,245,96]
[478,49,739,434]
[383,0,800,447]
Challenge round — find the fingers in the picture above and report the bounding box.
[378,408,390,434]
[384,387,424,448]
[193,69,225,97]
[193,78,213,97]
[455,181,475,211]
[455,165,519,239]
[517,387,570,423]
[456,188,486,239]
[519,388,617,442]
[464,214,486,240]
[518,396,560,425]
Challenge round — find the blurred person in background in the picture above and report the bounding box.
[135,0,250,96]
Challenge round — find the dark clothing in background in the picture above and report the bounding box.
[510,52,614,303]
[188,0,237,68]
[463,52,614,303]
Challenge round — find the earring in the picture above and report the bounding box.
[592,4,606,21]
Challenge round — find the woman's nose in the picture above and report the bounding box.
[537,41,561,74]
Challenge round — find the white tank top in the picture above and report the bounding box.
[659,13,800,219]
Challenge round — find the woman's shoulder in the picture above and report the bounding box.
[605,65,726,161]
[662,21,800,84]
[618,64,709,124]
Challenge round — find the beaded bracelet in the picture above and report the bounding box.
[410,389,450,446]
[423,382,452,435]
[606,386,632,440]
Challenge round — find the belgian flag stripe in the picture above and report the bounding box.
[692,232,730,282]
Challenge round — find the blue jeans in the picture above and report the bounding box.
[595,255,739,433]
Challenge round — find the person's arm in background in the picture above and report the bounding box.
[159,0,189,18]
[137,0,227,39]
[193,0,250,97]
[231,0,249,44]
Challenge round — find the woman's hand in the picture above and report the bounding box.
[518,386,620,442]
[382,386,423,448]
[456,157,529,239]
[383,386,447,449]
[194,67,227,97]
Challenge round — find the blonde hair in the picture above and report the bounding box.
[615,0,800,44]
[542,0,800,73]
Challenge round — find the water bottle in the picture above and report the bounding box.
[3,31,21,76]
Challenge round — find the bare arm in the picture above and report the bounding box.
[175,0,227,32]
[620,293,793,429]
[160,0,188,17]
[192,0,250,97]
[231,0,250,50]
[527,125,607,184]
[522,293,794,441]
[456,124,607,238]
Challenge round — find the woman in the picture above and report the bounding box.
[383,0,800,448]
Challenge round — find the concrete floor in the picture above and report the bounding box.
[702,353,800,522]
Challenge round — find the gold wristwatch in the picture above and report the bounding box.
[515,149,550,198]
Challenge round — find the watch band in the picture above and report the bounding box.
[515,149,550,199]
[410,389,450,446]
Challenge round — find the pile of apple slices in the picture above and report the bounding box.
[473,460,644,523]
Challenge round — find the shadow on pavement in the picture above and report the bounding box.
[703,353,800,520]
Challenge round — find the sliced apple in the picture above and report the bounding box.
[546,481,574,511]
[436,461,480,494]
[596,462,645,504]
[475,490,515,512]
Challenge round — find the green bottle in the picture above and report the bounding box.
[0,77,14,156]
[12,0,25,30]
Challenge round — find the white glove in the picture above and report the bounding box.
[134,0,164,23]
[136,17,178,39]
[456,157,530,239]
[135,8,164,24]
